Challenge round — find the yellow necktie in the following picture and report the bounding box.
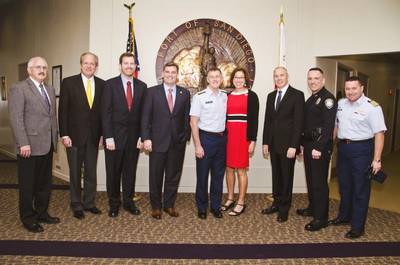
[86,79,93,108]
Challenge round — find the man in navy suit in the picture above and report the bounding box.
[102,52,147,218]
[261,66,304,222]
[141,62,191,219]
[59,52,105,219]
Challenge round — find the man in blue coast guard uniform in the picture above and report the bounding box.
[190,67,227,219]
[330,76,386,239]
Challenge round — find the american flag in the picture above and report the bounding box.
[126,16,140,78]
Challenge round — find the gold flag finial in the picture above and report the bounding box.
[279,6,284,24]
[124,2,135,17]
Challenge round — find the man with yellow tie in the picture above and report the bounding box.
[59,52,105,219]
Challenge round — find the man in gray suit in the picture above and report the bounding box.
[8,56,60,233]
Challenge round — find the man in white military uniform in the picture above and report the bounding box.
[330,76,386,239]
[190,67,227,219]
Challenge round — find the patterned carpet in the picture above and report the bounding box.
[0,159,399,264]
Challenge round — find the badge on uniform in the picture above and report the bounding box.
[325,98,334,109]
[315,98,321,105]
[205,101,213,104]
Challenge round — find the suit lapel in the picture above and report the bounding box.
[92,76,101,109]
[26,78,49,113]
[118,76,129,111]
[76,75,90,110]
[278,86,292,111]
[157,84,171,114]
[275,86,293,113]
[270,90,278,113]
[173,86,184,114]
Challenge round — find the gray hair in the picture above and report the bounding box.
[27,56,48,68]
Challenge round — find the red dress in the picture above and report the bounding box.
[226,91,249,168]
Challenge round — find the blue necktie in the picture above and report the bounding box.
[39,84,50,112]
[276,90,282,110]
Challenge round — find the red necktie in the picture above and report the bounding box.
[167,88,174,113]
[126,81,133,111]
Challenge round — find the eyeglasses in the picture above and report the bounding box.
[31,66,48,70]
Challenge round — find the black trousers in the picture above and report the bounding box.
[66,134,99,211]
[17,145,53,225]
[303,143,330,221]
[269,148,295,215]
[149,142,186,209]
[105,143,139,210]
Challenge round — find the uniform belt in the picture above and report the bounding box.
[339,138,373,144]
[199,129,224,137]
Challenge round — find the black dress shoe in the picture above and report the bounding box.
[73,210,85,220]
[84,207,102,215]
[124,205,141,215]
[38,215,60,224]
[210,209,223,218]
[108,209,119,218]
[277,213,288,223]
[345,230,364,239]
[261,205,279,215]
[198,211,207,219]
[305,219,328,231]
[296,208,313,217]
[328,218,350,226]
[24,223,44,233]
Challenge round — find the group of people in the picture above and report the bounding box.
[8,52,386,240]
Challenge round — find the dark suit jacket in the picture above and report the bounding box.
[8,78,58,156]
[262,85,304,154]
[102,75,147,150]
[58,74,105,146]
[141,84,191,152]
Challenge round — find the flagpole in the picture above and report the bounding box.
[124,2,140,78]
[279,6,286,68]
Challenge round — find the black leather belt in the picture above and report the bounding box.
[199,129,224,137]
[339,138,373,144]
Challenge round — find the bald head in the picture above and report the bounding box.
[273,66,289,89]
[27,57,48,83]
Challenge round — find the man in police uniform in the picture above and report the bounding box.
[297,68,337,231]
[330,76,386,239]
[190,67,227,219]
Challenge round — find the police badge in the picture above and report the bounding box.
[325,98,334,109]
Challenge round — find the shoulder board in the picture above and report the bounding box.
[196,90,206,95]
[220,89,228,94]
[368,100,379,107]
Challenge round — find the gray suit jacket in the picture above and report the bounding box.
[8,78,58,156]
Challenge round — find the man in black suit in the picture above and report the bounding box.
[59,52,105,219]
[102,52,147,218]
[261,66,304,222]
[141,62,191,219]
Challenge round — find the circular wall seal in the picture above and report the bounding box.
[156,18,256,95]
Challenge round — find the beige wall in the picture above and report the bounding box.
[0,0,399,193]
[88,0,400,192]
[0,0,90,177]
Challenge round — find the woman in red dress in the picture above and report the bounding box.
[221,68,259,216]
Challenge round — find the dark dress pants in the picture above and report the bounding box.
[66,135,99,211]
[269,146,295,215]
[105,141,139,210]
[337,140,373,232]
[149,142,186,210]
[303,143,330,221]
[17,145,53,226]
[195,132,226,212]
